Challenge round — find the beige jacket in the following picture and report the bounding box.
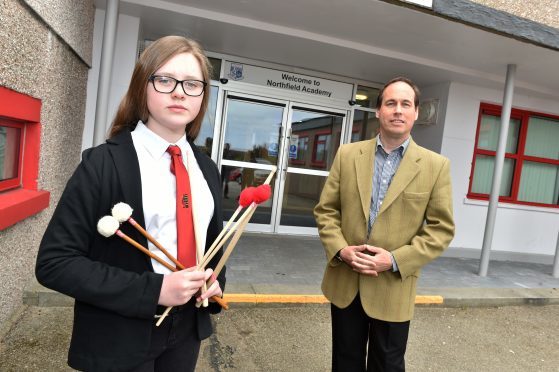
[314,138,455,322]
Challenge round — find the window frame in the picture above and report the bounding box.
[311,131,330,168]
[0,86,50,230]
[467,103,559,209]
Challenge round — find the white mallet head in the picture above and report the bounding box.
[112,202,133,222]
[97,215,120,237]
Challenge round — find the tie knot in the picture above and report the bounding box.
[167,145,182,157]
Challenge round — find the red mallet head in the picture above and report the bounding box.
[239,187,256,207]
[254,184,271,204]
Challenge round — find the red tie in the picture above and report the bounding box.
[166,145,196,268]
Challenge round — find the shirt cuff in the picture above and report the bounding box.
[390,253,399,272]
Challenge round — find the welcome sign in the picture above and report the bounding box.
[224,61,353,101]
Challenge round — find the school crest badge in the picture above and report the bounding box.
[228,63,244,81]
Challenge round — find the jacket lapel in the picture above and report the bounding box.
[377,139,420,216]
[106,131,148,248]
[355,139,375,220]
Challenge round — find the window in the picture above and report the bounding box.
[468,103,559,208]
[350,85,381,143]
[312,133,330,167]
[0,86,50,230]
[194,85,219,156]
[0,120,24,191]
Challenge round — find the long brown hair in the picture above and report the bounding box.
[109,36,211,140]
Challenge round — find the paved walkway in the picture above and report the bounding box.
[25,233,559,308]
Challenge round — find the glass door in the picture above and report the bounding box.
[219,93,288,232]
[275,104,346,234]
[219,93,347,234]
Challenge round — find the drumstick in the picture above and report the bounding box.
[111,203,227,310]
[97,216,228,326]
[112,203,183,269]
[201,166,277,266]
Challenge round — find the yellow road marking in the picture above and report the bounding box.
[223,294,443,305]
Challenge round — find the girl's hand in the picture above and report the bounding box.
[197,269,223,303]
[158,267,207,306]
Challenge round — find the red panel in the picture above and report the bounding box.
[0,189,50,230]
[0,87,41,122]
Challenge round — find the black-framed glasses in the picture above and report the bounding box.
[149,75,207,96]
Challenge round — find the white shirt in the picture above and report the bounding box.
[131,122,214,274]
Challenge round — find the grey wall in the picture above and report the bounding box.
[411,82,450,154]
[0,0,94,332]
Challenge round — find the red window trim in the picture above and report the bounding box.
[0,86,50,230]
[467,102,559,209]
[311,129,331,168]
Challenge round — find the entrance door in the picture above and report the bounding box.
[219,93,288,232]
[218,93,346,233]
[275,104,346,234]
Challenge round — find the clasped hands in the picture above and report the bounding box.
[158,268,222,307]
[338,244,393,276]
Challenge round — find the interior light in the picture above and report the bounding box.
[355,94,368,100]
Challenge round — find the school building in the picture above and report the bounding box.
[1,0,558,330]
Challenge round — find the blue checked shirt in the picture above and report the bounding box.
[368,135,410,271]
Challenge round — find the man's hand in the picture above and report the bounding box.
[363,245,393,273]
[339,245,393,276]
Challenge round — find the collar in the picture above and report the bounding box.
[133,121,189,160]
[376,134,410,156]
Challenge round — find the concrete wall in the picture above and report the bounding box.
[411,82,451,153]
[471,0,559,29]
[441,81,559,261]
[0,0,94,331]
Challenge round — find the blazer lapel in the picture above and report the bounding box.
[355,139,375,220]
[107,131,149,249]
[377,139,420,216]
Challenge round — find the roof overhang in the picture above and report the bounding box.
[94,0,559,100]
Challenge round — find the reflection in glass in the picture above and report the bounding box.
[220,165,274,224]
[0,126,21,181]
[222,99,284,166]
[478,115,520,153]
[351,110,379,143]
[471,155,514,196]
[354,85,380,110]
[289,109,342,171]
[280,173,326,227]
[194,85,219,156]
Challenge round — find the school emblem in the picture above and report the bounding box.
[182,194,189,208]
[228,63,244,81]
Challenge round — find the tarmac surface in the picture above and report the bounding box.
[3,233,559,371]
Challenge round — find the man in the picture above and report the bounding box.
[314,77,455,371]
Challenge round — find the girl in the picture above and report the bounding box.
[36,36,225,372]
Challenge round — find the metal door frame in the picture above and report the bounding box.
[217,91,349,234]
[274,102,348,235]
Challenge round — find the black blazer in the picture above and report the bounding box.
[36,130,225,371]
